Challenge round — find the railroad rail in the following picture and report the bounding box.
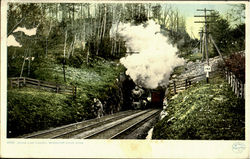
[24,109,160,139]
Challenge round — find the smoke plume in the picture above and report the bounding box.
[111,20,185,89]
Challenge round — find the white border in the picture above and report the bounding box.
[1,1,249,158]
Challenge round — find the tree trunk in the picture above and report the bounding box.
[28,49,31,77]
[20,49,27,77]
[63,30,67,82]
[72,34,77,56]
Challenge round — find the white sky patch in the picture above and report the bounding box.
[113,20,185,89]
[7,35,22,47]
[186,17,203,39]
[13,27,37,36]
[7,26,38,47]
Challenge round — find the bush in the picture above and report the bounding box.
[224,53,245,83]
[7,87,95,137]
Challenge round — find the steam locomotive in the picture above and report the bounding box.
[120,72,166,110]
[131,86,165,109]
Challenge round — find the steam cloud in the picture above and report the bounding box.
[111,20,185,89]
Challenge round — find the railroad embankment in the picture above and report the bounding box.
[152,59,245,139]
[7,58,126,138]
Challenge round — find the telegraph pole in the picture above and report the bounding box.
[199,28,204,61]
[194,8,217,83]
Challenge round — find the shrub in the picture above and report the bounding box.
[224,53,245,83]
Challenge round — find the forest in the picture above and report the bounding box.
[7,3,245,138]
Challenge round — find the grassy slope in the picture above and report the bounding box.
[8,88,75,136]
[152,74,245,140]
[7,58,124,137]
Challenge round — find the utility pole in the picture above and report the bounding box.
[199,28,204,61]
[194,8,217,83]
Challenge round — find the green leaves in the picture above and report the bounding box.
[153,75,245,140]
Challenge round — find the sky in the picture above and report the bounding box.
[166,3,241,38]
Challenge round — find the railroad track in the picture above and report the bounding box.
[24,109,160,139]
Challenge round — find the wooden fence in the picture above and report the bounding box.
[9,77,77,97]
[224,69,245,99]
[168,71,218,95]
[168,69,245,99]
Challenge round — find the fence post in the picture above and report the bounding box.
[188,80,191,87]
[38,80,40,89]
[72,85,76,99]
[17,77,20,88]
[185,79,187,89]
[232,74,235,91]
[235,78,238,97]
[56,84,59,93]
[23,77,26,86]
[225,68,228,80]
[240,82,245,98]
[74,86,77,98]
[173,81,176,94]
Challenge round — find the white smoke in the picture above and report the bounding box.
[112,20,185,89]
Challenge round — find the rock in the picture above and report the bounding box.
[171,94,179,100]
[172,74,177,78]
[160,110,168,120]
[214,95,226,101]
[183,96,188,102]
[167,117,175,123]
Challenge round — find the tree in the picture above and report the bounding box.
[208,11,231,56]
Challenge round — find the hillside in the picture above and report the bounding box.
[152,63,245,140]
[7,58,125,137]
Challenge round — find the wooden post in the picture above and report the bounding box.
[74,86,77,98]
[235,78,238,97]
[185,79,187,89]
[240,82,244,98]
[209,34,223,60]
[17,78,20,88]
[56,85,59,93]
[230,72,233,87]
[72,85,75,97]
[173,81,176,94]
[225,69,227,79]
[236,79,240,97]
[232,74,234,91]
[23,77,26,86]
[38,80,40,89]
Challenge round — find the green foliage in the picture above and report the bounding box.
[209,12,231,56]
[153,75,245,140]
[7,88,80,137]
[208,11,245,57]
[180,52,202,62]
[171,66,185,76]
[7,58,124,137]
[152,5,162,21]
[8,3,42,35]
[225,53,245,83]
